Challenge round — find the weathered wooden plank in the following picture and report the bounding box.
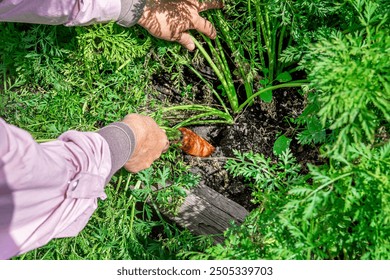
[163,182,249,243]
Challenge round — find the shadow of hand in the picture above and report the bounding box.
[137,0,223,51]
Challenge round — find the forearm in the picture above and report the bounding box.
[0,119,135,259]
[0,0,145,26]
[0,119,115,192]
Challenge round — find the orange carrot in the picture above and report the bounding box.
[178,127,215,157]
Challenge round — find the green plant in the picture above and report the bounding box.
[160,104,233,128]
[294,92,327,145]
[3,0,389,261]
[152,0,310,117]
[186,149,306,260]
[1,22,213,260]
[143,42,235,127]
[301,0,389,157]
[280,143,390,259]
[0,22,158,137]
[225,149,305,204]
[189,142,389,260]
[188,3,308,113]
[186,0,390,260]
[294,0,389,147]
[74,23,152,87]
[273,134,292,155]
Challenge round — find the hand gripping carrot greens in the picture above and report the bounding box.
[138,0,224,51]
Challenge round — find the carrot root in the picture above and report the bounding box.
[178,127,215,157]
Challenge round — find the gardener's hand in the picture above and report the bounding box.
[137,0,223,51]
[122,114,169,173]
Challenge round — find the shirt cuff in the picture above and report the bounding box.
[98,122,136,179]
[117,0,146,27]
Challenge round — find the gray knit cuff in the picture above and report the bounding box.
[98,122,136,179]
[117,0,146,27]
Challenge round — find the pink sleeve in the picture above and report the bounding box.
[0,118,112,259]
[0,0,121,25]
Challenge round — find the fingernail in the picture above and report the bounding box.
[188,44,195,51]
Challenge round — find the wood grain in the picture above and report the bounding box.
[161,182,249,243]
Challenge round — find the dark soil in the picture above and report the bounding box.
[153,73,323,211]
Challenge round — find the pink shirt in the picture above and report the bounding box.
[0,0,120,25]
[0,119,112,259]
[0,0,143,259]
[0,0,143,26]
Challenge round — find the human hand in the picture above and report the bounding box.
[137,0,223,51]
[122,114,169,173]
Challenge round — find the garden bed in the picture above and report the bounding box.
[186,93,323,210]
[2,0,387,260]
[153,73,324,232]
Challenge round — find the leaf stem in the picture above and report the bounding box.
[192,36,239,112]
[237,81,308,111]
[128,180,141,238]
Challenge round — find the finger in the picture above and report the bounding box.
[124,160,151,173]
[198,0,224,12]
[177,32,195,51]
[193,16,217,39]
[162,140,170,153]
[159,128,169,152]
